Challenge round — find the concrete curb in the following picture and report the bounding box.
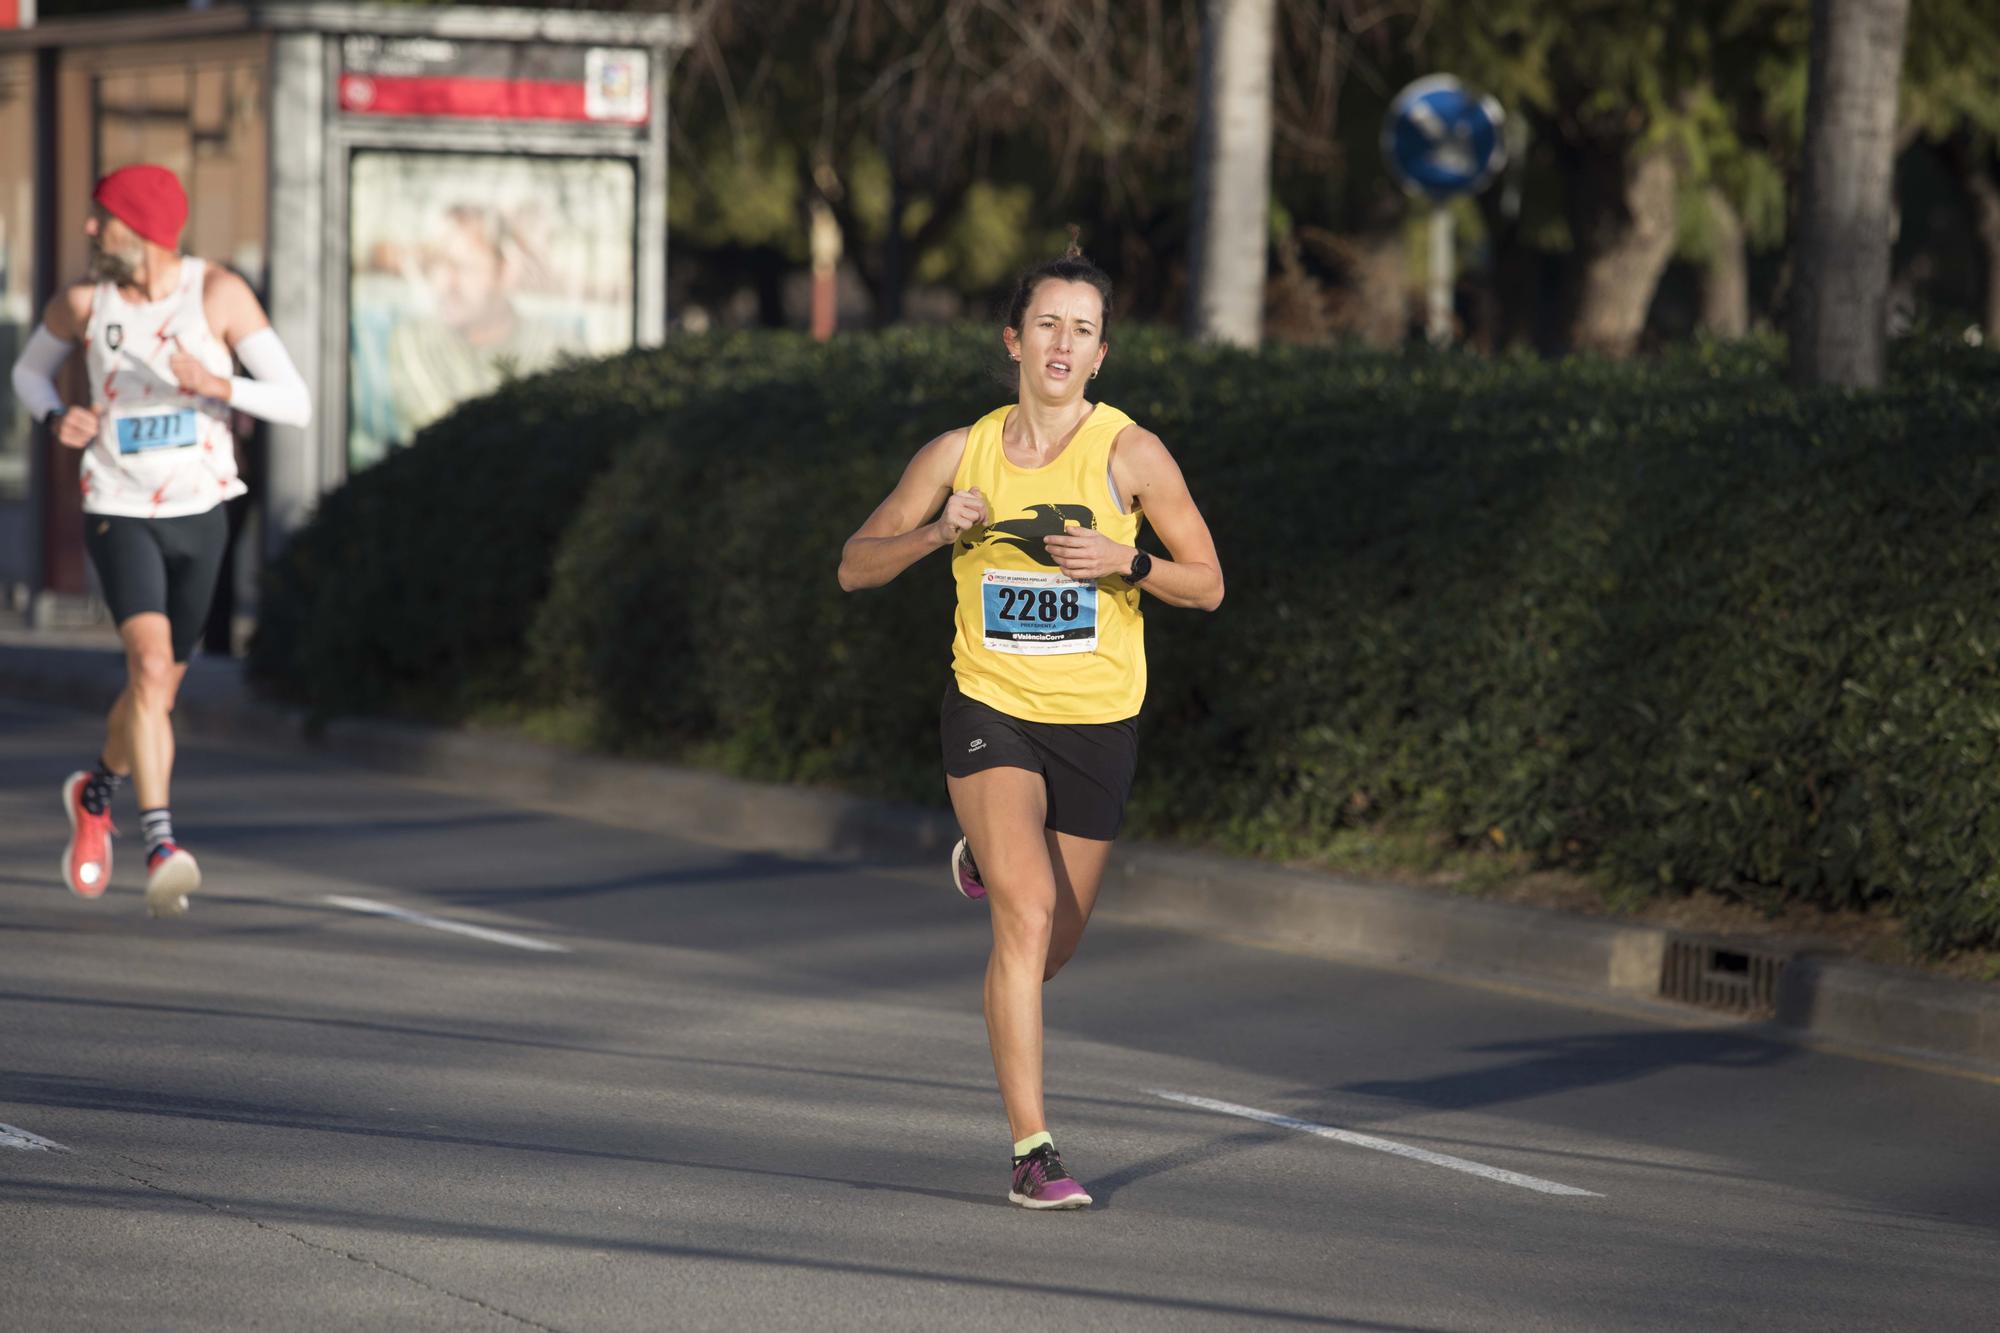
[3,637,1996,1078]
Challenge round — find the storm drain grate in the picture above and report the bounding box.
[1659,938,1787,1015]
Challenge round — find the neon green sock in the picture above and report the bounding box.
[1013,1130,1053,1159]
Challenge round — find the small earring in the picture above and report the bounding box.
[1089,369,1098,380]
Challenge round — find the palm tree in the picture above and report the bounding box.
[1790,0,1913,387]
[1187,0,1277,348]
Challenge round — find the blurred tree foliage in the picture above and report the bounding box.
[1900,0,2000,337]
[657,0,1996,348]
[664,1,1423,328]
[672,0,1795,348]
[33,0,1998,345]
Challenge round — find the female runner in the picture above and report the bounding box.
[837,244,1224,1209]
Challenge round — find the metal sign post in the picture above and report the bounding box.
[1383,75,1506,347]
[1428,207,1454,347]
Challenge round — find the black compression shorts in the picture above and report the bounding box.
[82,507,229,663]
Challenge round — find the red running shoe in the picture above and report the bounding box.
[59,771,115,898]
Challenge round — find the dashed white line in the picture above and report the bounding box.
[321,895,570,954]
[1,1123,70,1152]
[1148,1090,1602,1198]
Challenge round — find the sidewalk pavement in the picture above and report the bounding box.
[3,626,1995,1080]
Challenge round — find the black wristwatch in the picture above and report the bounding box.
[1126,549,1153,584]
[44,406,68,431]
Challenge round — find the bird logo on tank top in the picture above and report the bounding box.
[976,503,1097,567]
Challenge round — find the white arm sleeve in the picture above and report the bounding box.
[9,324,72,423]
[227,326,312,428]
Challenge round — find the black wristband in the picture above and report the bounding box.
[1127,549,1153,584]
[43,405,67,428]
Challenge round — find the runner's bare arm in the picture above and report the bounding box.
[43,284,94,341]
[838,428,983,591]
[1046,426,1222,611]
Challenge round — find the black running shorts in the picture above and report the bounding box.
[940,678,1139,842]
[82,507,229,663]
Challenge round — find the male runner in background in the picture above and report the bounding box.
[8,163,312,916]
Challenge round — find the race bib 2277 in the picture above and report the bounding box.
[114,409,200,455]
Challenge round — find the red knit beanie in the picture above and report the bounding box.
[93,165,188,250]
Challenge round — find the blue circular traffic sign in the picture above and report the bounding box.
[1383,75,1506,200]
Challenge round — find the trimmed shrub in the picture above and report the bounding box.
[258,327,2000,953]
[251,333,810,718]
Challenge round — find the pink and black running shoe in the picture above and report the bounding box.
[59,771,115,898]
[950,836,986,902]
[1008,1143,1092,1210]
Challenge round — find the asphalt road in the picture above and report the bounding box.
[3,694,1998,1332]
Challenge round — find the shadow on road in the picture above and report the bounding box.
[1335,1029,1794,1111]
[9,1176,1447,1330]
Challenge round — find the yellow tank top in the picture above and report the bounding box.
[950,402,1145,724]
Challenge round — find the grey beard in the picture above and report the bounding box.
[87,249,138,286]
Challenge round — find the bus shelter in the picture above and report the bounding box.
[0,1,683,634]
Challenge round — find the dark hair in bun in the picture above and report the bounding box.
[1003,225,1114,339]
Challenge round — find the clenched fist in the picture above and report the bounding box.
[168,336,229,401]
[54,405,100,450]
[1043,525,1135,581]
[935,486,990,544]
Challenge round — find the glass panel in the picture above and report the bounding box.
[346,151,637,472]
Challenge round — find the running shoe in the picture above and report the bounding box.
[1008,1143,1092,1210]
[144,841,200,918]
[950,836,987,901]
[59,771,115,899]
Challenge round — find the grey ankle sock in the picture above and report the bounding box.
[140,808,174,857]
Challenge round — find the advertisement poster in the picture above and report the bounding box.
[347,151,636,470]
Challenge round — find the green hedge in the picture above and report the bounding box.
[252,334,800,719]
[253,329,2000,954]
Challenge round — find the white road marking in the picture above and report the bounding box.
[321,895,570,953]
[0,1123,70,1152]
[1147,1090,1602,1198]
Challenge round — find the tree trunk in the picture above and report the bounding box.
[1186,0,1276,348]
[1342,226,1408,346]
[812,148,970,331]
[1563,142,1680,358]
[1789,0,1913,388]
[1336,184,1409,346]
[1300,215,1406,346]
[1970,164,2000,343]
[1699,187,1751,338]
[877,119,907,326]
[1265,227,1333,344]
[1476,187,1538,352]
[1943,132,2000,342]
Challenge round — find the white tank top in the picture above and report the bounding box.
[81,256,244,518]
